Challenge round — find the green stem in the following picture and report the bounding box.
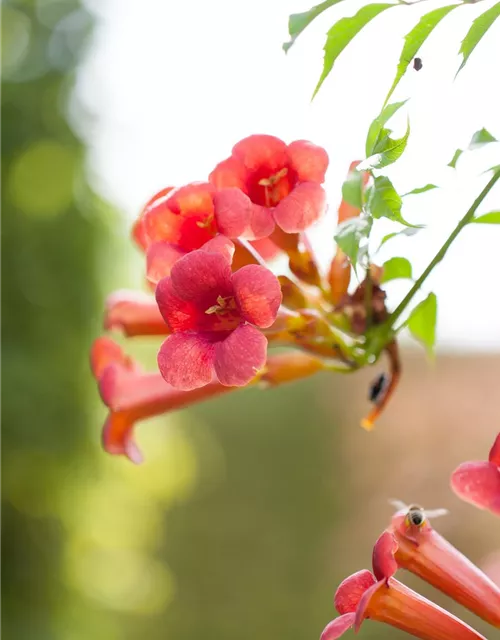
[390,169,500,327]
[366,169,500,358]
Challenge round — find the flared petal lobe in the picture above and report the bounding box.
[214,324,267,386]
[232,264,282,328]
[320,614,355,640]
[372,531,398,581]
[170,250,233,303]
[157,332,216,390]
[287,139,329,183]
[273,182,326,233]
[451,460,500,515]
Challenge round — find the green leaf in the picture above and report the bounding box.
[484,164,500,174]
[448,148,463,168]
[407,292,437,357]
[457,2,500,75]
[366,118,410,169]
[403,184,438,196]
[469,127,497,149]
[384,5,460,106]
[471,211,500,224]
[378,227,420,250]
[365,100,407,157]
[367,176,420,227]
[341,169,364,208]
[334,216,372,265]
[283,0,344,52]
[381,257,413,283]
[313,3,394,98]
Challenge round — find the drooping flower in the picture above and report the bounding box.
[155,236,282,390]
[209,134,328,234]
[91,337,323,462]
[387,502,500,627]
[90,337,232,463]
[321,531,486,640]
[451,432,500,516]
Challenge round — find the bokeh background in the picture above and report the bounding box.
[2,1,500,639]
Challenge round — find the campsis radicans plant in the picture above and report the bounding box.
[92,132,500,462]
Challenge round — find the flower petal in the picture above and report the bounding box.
[334,569,376,614]
[209,156,248,191]
[372,531,399,581]
[157,332,216,390]
[155,277,205,331]
[273,182,326,233]
[214,324,267,386]
[165,182,215,216]
[102,413,143,465]
[232,265,282,328]
[451,460,500,515]
[90,337,137,380]
[248,204,275,239]
[489,432,500,466]
[146,241,186,284]
[199,235,235,263]
[232,134,288,173]
[213,188,252,238]
[320,613,355,640]
[170,250,233,303]
[287,140,329,183]
[354,579,385,632]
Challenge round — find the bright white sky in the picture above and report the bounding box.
[76,0,500,351]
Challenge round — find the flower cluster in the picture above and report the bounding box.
[92,134,404,461]
[321,504,500,640]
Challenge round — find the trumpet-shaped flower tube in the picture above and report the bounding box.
[388,503,500,627]
[321,531,486,640]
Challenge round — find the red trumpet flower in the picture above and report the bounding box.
[451,432,500,517]
[388,501,500,627]
[209,134,328,234]
[155,236,282,390]
[321,531,486,640]
[91,337,324,463]
[90,336,233,463]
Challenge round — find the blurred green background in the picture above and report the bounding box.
[2,1,499,639]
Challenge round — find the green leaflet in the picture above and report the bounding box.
[472,211,500,224]
[366,118,410,169]
[313,3,395,98]
[403,184,438,196]
[283,0,344,52]
[381,257,413,283]
[448,148,463,168]
[384,5,460,106]
[334,216,372,265]
[378,227,420,250]
[448,127,497,168]
[407,292,438,358]
[365,100,407,157]
[367,176,420,227]
[457,1,500,75]
[341,169,364,208]
[469,127,497,148]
